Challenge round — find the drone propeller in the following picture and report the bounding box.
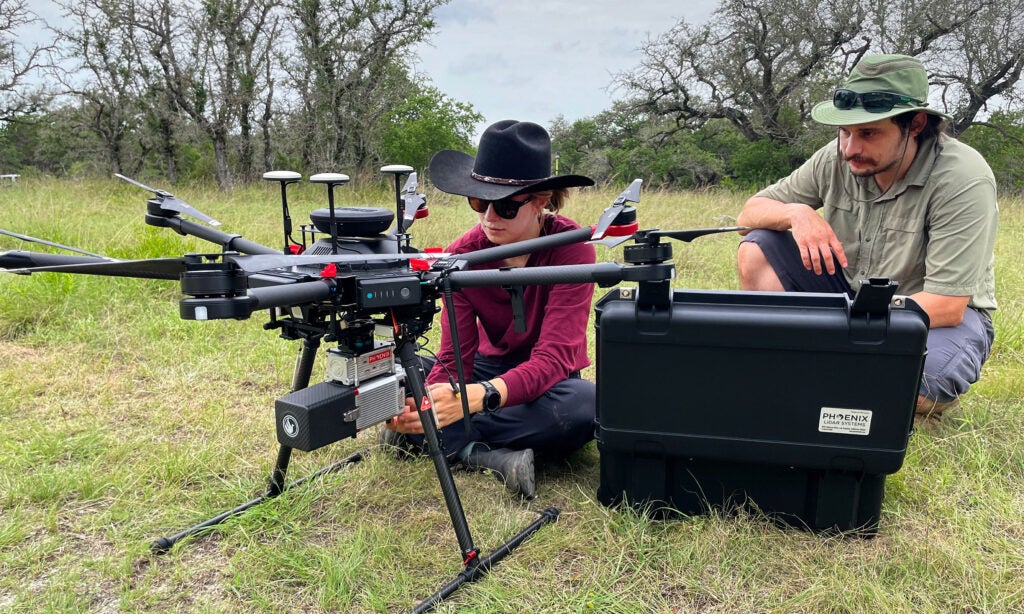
[649,226,749,242]
[592,234,635,249]
[1,256,189,280]
[0,228,109,258]
[115,174,222,227]
[592,178,642,241]
[401,172,428,225]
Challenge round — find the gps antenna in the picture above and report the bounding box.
[309,173,350,255]
[262,171,302,254]
[381,165,414,250]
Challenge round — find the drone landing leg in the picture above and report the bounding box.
[151,336,366,553]
[396,340,561,612]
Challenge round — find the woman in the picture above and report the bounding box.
[383,119,597,499]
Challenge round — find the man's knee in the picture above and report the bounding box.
[737,240,783,291]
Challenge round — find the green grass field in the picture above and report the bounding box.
[1,177,1022,612]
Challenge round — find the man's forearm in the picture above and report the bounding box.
[737,197,813,232]
[909,291,970,328]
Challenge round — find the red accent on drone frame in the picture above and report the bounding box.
[603,221,639,237]
[410,246,443,271]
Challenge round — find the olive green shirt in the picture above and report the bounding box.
[756,135,998,314]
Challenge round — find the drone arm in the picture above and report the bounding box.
[445,262,674,290]
[181,279,334,321]
[148,214,279,255]
[457,227,593,267]
[247,280,334,311]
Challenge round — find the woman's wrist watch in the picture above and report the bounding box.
[478,380,501,412]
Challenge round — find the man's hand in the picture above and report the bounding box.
[786,204,849,275]
[737,197,848,276]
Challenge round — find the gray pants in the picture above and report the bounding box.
[742,229,994,403]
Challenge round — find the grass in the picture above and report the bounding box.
[1,177,1022,612]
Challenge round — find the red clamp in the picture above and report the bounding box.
[288,244,303,254]
[320,263,337,278]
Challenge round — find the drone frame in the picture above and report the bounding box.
[0,172,744,612]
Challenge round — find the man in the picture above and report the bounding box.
[736,54,997,417]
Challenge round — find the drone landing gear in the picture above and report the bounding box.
[150,334,560,613]
[150,336,363,552]
[393,339,560,613]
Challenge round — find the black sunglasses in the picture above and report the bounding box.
[467,194,537,219]
[833,89,924,113]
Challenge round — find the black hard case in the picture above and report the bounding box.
[594,285,928,534]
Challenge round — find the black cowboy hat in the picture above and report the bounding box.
[428,119,594,200]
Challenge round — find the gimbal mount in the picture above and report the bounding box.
[0,173,743,612]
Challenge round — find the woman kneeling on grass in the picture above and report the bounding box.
[381,119,597,499]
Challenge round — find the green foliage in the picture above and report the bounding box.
[724,138,803,190]
[552,109,811,190]
[379,84,482,171]
[959,111,1024,195]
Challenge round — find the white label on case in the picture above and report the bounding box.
[818,407,872,436]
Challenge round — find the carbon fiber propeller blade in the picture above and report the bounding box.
[592,179,642,240]
[115,174,221,226]
[2,257,188,279]
[651,226,749,242]
[0,228,108,258]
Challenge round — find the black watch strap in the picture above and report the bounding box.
[479,380,501,411]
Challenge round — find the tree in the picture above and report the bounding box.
[867,0,1024,136]
[130,0,282,190]
[287,0,448,174]
[620,0,1024,145]
[0,0,56,122]
[616,0,868,147]
[54,0,150,175]
[379,81,481,173]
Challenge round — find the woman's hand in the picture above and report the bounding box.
[385,382,471,434]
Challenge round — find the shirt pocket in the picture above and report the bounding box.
[877,215,926,291]
[825,199,861,267]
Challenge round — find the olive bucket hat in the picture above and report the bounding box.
[428,120,593,200]
[810,54,952,126]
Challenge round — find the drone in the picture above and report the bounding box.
[0,167,745,612]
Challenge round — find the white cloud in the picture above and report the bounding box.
[412,0,717,140]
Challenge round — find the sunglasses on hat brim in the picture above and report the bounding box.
[833,89,925,113]
[467,195,537,220]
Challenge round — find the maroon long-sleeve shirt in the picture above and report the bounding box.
[427,214,596,406]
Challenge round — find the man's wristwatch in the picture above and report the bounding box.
[478,380,501,412]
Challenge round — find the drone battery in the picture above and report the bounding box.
[357,276,423,309]
[594,285,928,534]
[275,381,357,452]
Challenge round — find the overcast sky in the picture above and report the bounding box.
[411,0,717,140]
